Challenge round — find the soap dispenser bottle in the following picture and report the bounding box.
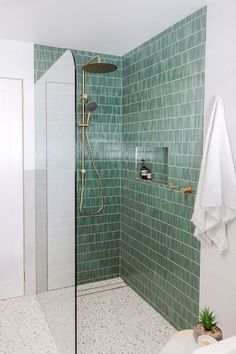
[141,159,148,179]
[147,169,152,180]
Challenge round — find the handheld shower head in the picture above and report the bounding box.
[86,101,98,113]
[85,101,98,125]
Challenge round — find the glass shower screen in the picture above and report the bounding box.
[35,50,77,353]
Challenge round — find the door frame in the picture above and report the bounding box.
[0,76,25,299]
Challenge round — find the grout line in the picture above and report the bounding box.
[77,221,119,228]
[77,265,119,275]
[121,214,198,252]
[77,230,120,238]
[123,71,205,101]
[122,163,200,172]
[121,253,199,308]
[78,256,119,264]
[121,228,200,276]
[76,266,118,276]
[123,46,205,83]
[120,203,194,239]
[121,229,200,280]
[78,246,119,256]
[122,127,203,134]
[123,57,205,92]
[121,193,194,224]
[122,264,198,322]
[122,271,196,329]
[123,84,204,108]
[123,98,204,116]
[77,273,120,285]
[122,113,203,125]
[78,230,119,237]
[78,239,119,247]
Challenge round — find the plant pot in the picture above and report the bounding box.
[193,323,223,343]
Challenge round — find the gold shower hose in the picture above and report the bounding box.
[79,125,104,216]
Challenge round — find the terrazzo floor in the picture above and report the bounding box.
[0,295,58,354]
[0,278,176,354]
[77,278,175,353]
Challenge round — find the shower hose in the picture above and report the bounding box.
[79,119,104,216]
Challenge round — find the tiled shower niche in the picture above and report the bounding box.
[135,145,168,184]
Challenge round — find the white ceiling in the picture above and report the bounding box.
[0,0,211,56]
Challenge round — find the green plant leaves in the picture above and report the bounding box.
[199,307,217,330]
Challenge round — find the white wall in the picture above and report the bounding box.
[200,0,236,338]
[0,39,35,295]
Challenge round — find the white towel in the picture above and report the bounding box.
[191,96,236,252]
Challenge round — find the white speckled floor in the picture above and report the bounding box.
[0,278,175,354]
[0,295,58,354]
[77,278,176,354]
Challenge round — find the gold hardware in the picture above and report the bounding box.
[84,54,101,66]
[79,55,117,216]
[78,123,89,127]
[168,183,176,189]
[79,58,103,217]
[180,186,192,194]
[80,93,88,100]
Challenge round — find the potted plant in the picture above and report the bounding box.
[193,307,223,342]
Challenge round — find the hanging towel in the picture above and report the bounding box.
[191,96,236,252]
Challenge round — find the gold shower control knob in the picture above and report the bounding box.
[180,186,192,194]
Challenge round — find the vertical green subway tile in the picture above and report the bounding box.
[121,7,206,330]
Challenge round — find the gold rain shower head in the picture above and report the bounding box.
[82,55,117,74]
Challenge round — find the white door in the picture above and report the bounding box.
[0,78,24,300]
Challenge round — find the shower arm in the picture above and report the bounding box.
[84,55,101,66]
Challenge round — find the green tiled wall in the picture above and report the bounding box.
[34,45,122,284]
[34,5,206,330]
[121,7,206,329]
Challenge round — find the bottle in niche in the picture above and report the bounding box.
[141,159,148,179]
[147,169,152,180]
